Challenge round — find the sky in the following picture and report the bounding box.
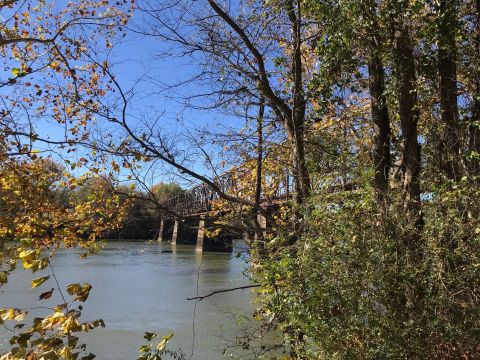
[102,22,245,188]
[1,0,249,190]
[0,0,279,193]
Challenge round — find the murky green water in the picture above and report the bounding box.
[0,241,263,359]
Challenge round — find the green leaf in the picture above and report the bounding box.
[31,276,50,289]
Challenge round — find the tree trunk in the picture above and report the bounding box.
[363,0,391,206]
[253,97,265,241]
[286,0,310,204]
[255,97,264,208]
[391,6,422,225]
[469,0,480,176]
[438,0,460,180]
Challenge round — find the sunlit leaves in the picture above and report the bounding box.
[1,282,107,359]
[10,68,21,77]
[0,0,135,358]
[0,107,126,360]
[156,334,173,352]
[0,308,28,322]
[31,276,50,289]
[138,333,178,360]
[66,283,92,302]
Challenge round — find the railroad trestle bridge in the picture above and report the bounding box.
[158,170,292,252]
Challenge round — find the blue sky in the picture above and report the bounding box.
[2,3,244,189]
[1,0,264,191]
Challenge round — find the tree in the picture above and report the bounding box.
[437,0,461,180]
[123,0,313,206]
[362,0,391,205]
[151,182,184,202]
[0,0,134,358]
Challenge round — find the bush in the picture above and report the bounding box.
[255,180,480,359]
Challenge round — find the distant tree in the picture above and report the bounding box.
[151,182,184,202]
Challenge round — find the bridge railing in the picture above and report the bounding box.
[161,169,293,217]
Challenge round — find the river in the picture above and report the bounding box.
[0,241,268,359]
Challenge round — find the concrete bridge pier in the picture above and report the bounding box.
[171,220,180,245]
[157,219,165,242]
[158,216,234,252]
[195,215,233,253]
[170,218,198,245]
[255,213,268,240]
[196,215,206,253]
[157,219,174,242]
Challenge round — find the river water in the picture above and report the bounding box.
[0,241,268,359]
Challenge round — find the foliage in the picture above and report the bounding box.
[75,180,163,240]
[2,0,480,358]
[0,0,134,358]
[245,0,480,358]
[0,280,104,360]
[0,151,128,358]
[255,177,480,359]
[137,333,185,360]
[151,183,184,203]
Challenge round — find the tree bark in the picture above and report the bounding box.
[391,4,422,224]
[363,0,391,206]
[254,97,265,242]
[438,0,460,180]
[286,0,311,203]
[207,0,310,205]
[469,0,480,176]
[255,97,265,209]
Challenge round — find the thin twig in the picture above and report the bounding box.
[187,284,260,301]
[48,258,66,304]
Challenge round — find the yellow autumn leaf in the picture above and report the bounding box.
[0,308,27,322]
[31,275,50,288]
[156,333,173,351]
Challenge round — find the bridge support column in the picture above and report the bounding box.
[171,220,179,245]
[196,215,207,253]
[157,219,165,242]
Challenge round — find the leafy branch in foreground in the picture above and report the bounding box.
[0,271,103,360]
[138,333,185,360]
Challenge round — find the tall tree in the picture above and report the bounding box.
[362,0,391,204]
[468,0,480,175]
[389,0,422,225]
[206,0,311,203]
[438,0,461,180]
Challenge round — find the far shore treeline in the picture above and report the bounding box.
[79,178,184,240]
